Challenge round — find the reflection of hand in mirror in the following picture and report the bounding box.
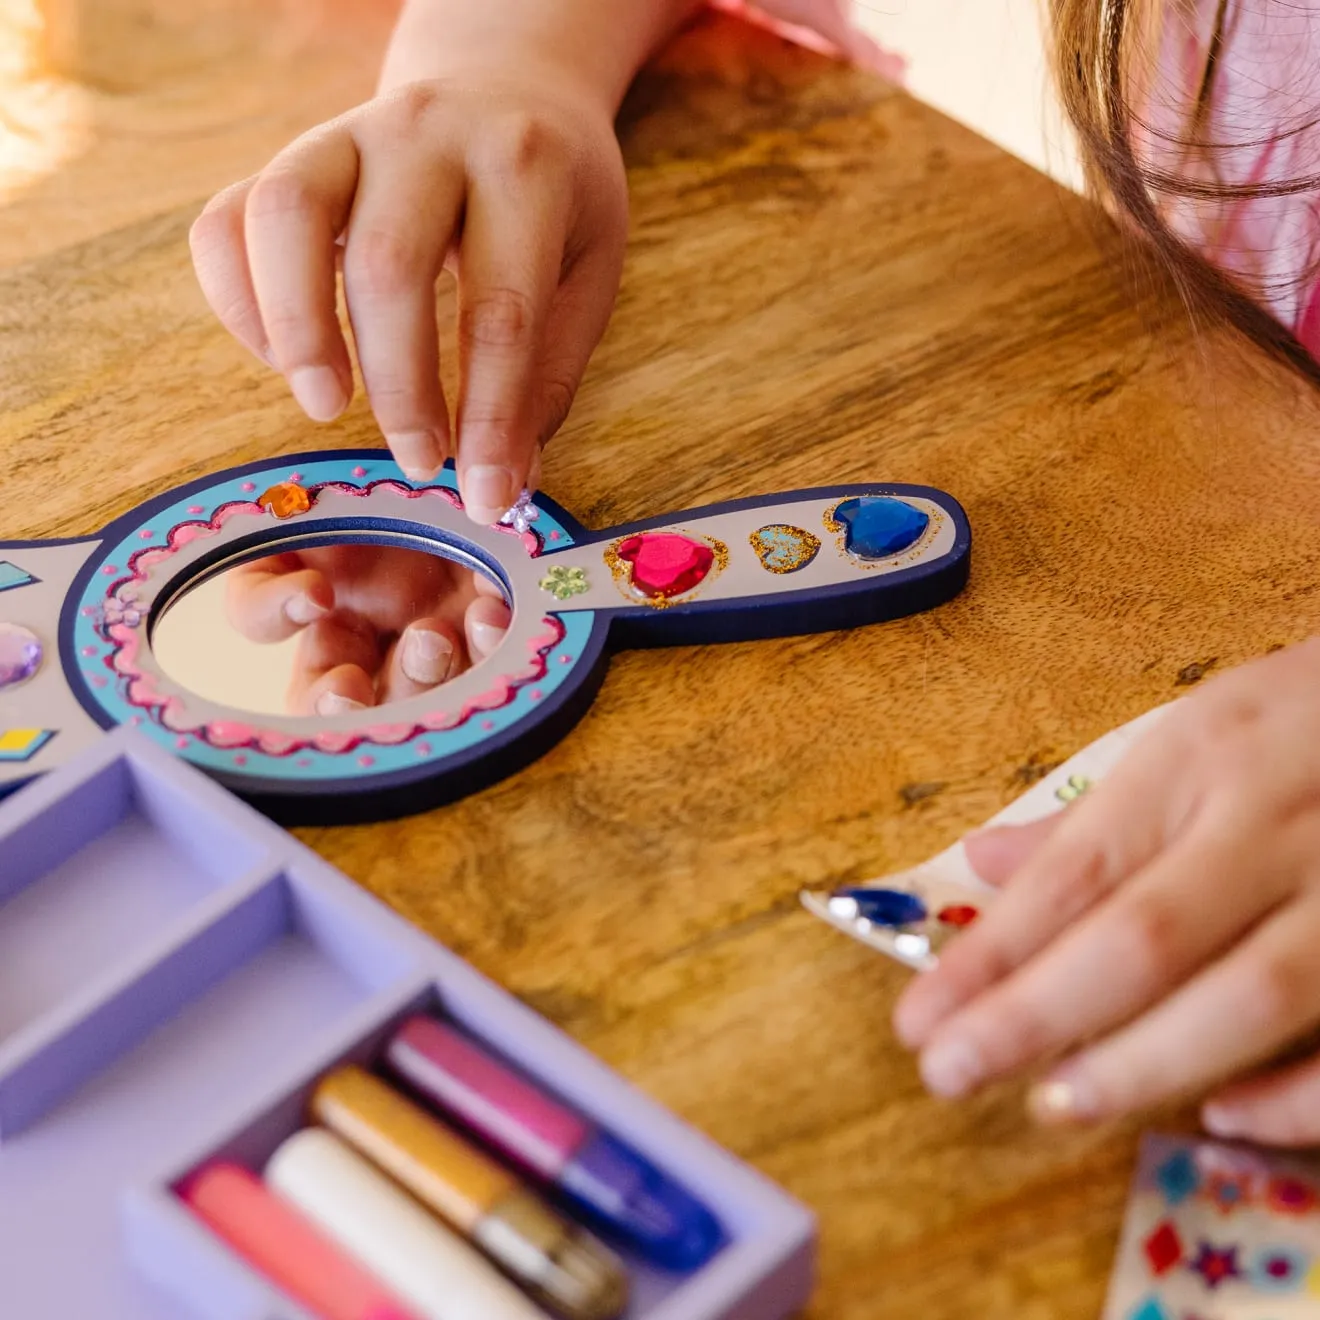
[224,546,511,716]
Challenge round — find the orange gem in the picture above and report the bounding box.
[257,482,313,519]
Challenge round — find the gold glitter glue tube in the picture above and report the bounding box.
[312,1067,630,1320]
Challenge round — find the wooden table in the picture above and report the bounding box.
[7,4,1320,1315]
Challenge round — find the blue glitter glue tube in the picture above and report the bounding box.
[385,1016,724,1271]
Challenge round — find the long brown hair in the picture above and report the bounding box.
[1048,0,1320,383]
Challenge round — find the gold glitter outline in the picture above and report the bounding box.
[603,529,729,609]
[749,523,822,575]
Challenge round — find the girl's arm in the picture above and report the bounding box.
[380,0,703,114]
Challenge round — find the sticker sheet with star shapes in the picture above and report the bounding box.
[1103,1134,1320,1319]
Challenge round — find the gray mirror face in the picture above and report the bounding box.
[153,541,512,719]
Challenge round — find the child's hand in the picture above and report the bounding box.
[190,78,627,522]
[224,546,510,715]
[893,639,1320,1146]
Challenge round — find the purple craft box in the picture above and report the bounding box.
[0,727,815,1319]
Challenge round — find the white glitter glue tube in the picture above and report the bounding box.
[265,1128,547,1320]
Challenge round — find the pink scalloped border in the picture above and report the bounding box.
[108,614,565,757]
[97,478,554,757]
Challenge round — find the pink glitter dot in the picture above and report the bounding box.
[297,757,312,768]
[358,754,375,768]
[529,689,543,701]
[289,472,302,483]
[549,530,562,541]
[416,741,432,756]
[102,565,118,576]
[138,529,153,540]
[233,754,248,767]
[89,675,108,689]
[558,655,572,665]
[81,646,97,657]
[80,607,95,617]
[128,715,143,727]
[481,719,495,732]
[187,504,204,514]
[352,465,367,478]
[175,736,190,750]
[241,481,256,493]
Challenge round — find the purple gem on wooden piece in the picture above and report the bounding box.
[0,623,43,689]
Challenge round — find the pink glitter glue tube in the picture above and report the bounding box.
[179,1161,420,1320]
[384,1017,724,1271]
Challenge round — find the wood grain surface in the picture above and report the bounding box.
[5,4,1320,1315]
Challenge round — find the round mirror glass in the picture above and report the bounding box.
[153,541,512,718]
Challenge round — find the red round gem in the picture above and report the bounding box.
[616,532,714,598]
[937,904,979,928]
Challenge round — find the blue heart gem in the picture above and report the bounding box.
[833,497,929,560]
[828,886,928,926]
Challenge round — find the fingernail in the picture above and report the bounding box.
[1028,1073,1100,1125]
[289,366,349,422]
[388,431,445,483]
[285,593,328,626]
[316,691,366,717]
[463,464,517,525]
[1202,1102,1244,1139]
[470,619,507,658]
[401,629,454,686]
[920,1038,983,1098]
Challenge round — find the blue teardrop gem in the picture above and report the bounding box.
[834,497,929,559]
[832,886,928,926]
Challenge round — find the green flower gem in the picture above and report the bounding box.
[540,564,590,601]
[1056,774,1093,804]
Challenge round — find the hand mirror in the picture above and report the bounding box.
[0,451,970,823]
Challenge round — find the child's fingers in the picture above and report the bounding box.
[342,121,465,481]
[473,571,507,601]
[1202,1052,1320,1146]
[912,822,1284,1098]
[378,617,465,704]
[894,731,1192,1048]
[963,815,1065,888]
[455,144,574,524]
[224,563,333,643]
[287,615,381,715]
[465,594,512,662]
[190,178,269,365]
[531,209,628,447]
[1030,894,1320,1126]
[302,665,378,718]
[244,126,360,423]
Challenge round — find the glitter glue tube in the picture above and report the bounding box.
[178,1161,421,1320]
[384,1017,724,1270]
[265,1129,546,1320]
[312,1067,630,1320]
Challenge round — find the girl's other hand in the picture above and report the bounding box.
[190,76,627,523]
[893,639,1320,1147]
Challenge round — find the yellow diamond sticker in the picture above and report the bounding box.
[0,729,54,761]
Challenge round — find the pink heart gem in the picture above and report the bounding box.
[616,533,714,599]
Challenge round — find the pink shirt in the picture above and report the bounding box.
[711,1,906,81]
[726,0,1320,360]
